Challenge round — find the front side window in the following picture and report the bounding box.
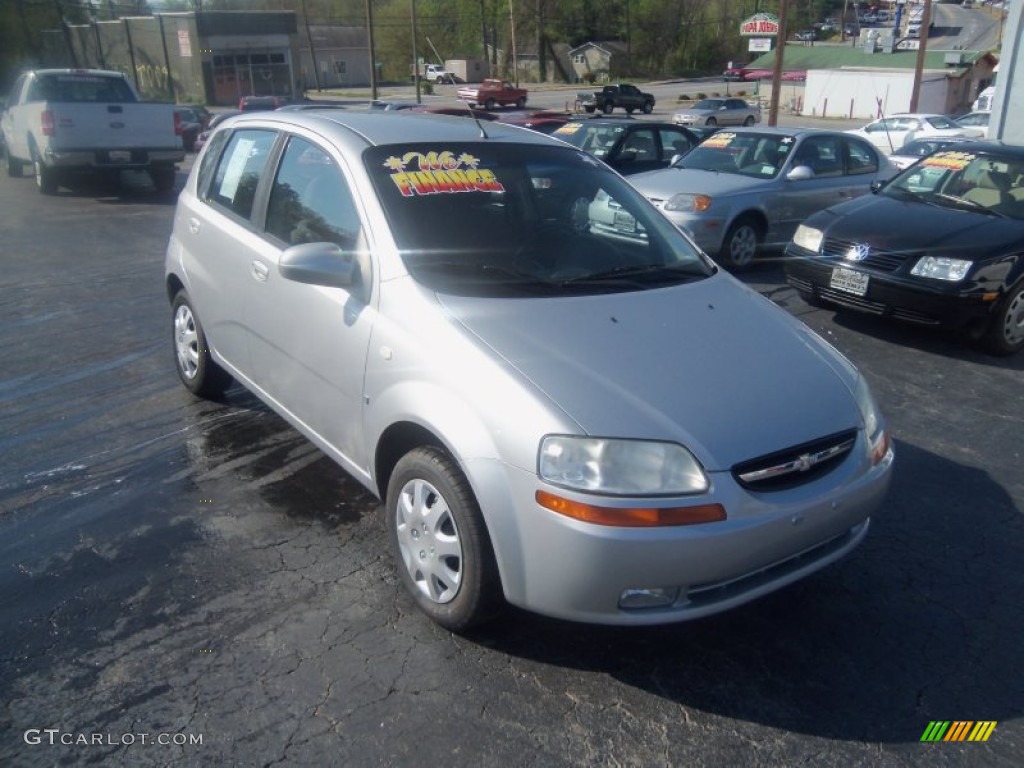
[208,129,277,220]
[364,143,713,297]
[845,137,879,175]
[265,136,362,249]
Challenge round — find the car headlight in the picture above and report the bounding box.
[853,376,891,466]
[539,436,709,495]
[792,224,824,253]
[664,193,712,213]
[910,256,971,281]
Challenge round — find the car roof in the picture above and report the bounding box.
[220,110,562,149]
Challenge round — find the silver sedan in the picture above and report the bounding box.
[166,110,893,630]
[630,127,895,270]
[672,97,761,128]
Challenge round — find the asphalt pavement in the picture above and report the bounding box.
[0,139,1021,766]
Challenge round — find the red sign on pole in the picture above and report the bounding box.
[740,13,780,37]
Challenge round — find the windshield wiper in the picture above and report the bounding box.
[412,261,549,284]
[558,263,708,287]
[930,192,1008,218]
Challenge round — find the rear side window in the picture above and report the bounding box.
[208,129,276,220]
[845,137,879,175]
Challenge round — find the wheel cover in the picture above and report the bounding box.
[1001,290,1024,346]
[395,478,463,604]
[728,224,758,267]
[174,304,200,379]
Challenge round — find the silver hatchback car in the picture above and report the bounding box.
[166,111,893,630]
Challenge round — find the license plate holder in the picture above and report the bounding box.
[109,150,132,163]
[830,266,869,297]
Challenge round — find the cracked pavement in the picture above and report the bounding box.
[0,162,1021,767]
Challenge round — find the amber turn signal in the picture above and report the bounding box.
[536,490,726,527]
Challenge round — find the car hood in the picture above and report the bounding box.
[808,193,1024,253]
[438,274,861,470]
[630,167,771,199]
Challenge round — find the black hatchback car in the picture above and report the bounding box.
[551,117,700,175]
[784,142,1024,355]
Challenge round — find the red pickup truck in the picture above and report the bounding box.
[457,79,528,110]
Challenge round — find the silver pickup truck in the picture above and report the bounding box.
[1,68,184,194]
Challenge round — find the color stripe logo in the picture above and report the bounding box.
[921,721,997,742]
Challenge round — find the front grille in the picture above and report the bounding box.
[821,238,909,273]
[817,289,941,325]
[732,429,857,491]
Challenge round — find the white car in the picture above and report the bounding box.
[847,113,983,154]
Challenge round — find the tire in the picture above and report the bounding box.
[151,166,176,194]
[584,106,595,114]
[983,281,1024,356]
[515,96,526,109]
[6,151,22,178]
[642,101,654,114]
[602,102,614,114]
[625,106,635,114]
[484,98,496,111]
[33,154,58,195]
[387,446,501,632]
[171,290,232,398]
[435,76,444,85]
[743,115,755,126]
[706,117,718,127]
[719,216,763,271]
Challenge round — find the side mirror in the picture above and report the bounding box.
[870,178,889,194]
[279,242,357,288]
[787,165,814,181]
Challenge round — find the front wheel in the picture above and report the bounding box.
[743,115,756,126]
[484,98,496,111]
[515,96,526,109]
[719,216,762,271]
[584,106,595,113]
[171,291,232,398]
[387,446,501,632]
[602,102,613,114]
[642,101,654,114]
[984,282,1024,356]
[706,117,718,127]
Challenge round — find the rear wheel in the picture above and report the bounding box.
[743,115,756,126]
[719,216,763,271]
[151,166,176,194]
[34,156,57,194]
[387,446,501,632]
[6,151,23,177]
[171,290,232,398]
[584,106,595,114]
[515,96,526,108]
[625,106,635,114]
[484,98,496,111]
[602,102,613,114]
[706,117,718,127]
[984,282,1024,356]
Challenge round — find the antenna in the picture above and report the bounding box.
[458,95,490,139]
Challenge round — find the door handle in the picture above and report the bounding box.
[251,260,269,282]
[188,217,200,235]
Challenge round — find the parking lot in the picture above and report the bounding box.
[1,123,1022,767]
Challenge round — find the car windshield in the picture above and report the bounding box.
[675,131,795,178]
[885,149,1024,219]
[364,143,714,297]
[551,122,625,157]
[692,99,725,110]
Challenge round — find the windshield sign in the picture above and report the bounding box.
[678,132,795,178]
[365,143,714,297]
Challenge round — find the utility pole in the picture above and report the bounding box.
[301,0,321,93]
[768,0,790,126]
[366,0,378,100]
[509,0,518,87]
[909,0,933,112]
[412,0,421,102]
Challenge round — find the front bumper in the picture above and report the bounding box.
[784,247,999,329]
[652,208,726,255]
[471,432,893,625]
